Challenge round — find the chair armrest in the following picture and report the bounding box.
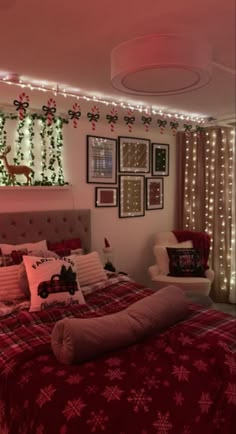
[148,264,160,280]
[205,268,214,283]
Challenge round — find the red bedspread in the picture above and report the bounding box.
[0,279,235,434]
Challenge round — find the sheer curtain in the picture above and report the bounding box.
[177,127,235,303]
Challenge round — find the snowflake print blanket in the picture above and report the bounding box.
[0,278,235,434]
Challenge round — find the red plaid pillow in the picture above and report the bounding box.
[47,238,81,253]
[0,248,28,267]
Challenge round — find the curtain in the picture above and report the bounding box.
[177,127,235,303]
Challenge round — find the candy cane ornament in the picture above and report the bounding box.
[68,103,81,128]
[106,108,118,132]
[87,105,100,131]
[170,118,179,136]
[124,109,135,133]
[157,116,167,134]
[13,92,30,121]
[42,98,57,126]
[183,121,193,137]
[141,114,152,132]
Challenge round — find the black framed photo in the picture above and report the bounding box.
[95,187,118,207]
[118,136,150,173]
[152,143,169,176]
[87,135,117,183]
[146,177,164,210]
[119,175,145,218]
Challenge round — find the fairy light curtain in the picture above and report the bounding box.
[0,113,68,186]
[177,127,235,304]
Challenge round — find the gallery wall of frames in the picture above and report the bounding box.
[87,135,169,218]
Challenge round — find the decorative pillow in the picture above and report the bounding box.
[153,240,193,275]
[0,249,28,267]
[47,238,82,255]
[23,255,85,312]
[166,247,205,277]
[74,251,108,287]
[18,250,59,297]
[0,264,24,301]
[0,240,47,255]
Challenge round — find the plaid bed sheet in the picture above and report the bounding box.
[0,276,235,374]
[0,276,236,434]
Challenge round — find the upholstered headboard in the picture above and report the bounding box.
[0,209,91,253]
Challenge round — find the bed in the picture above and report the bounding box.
[0,210,235,434]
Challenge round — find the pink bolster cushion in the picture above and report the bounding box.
[51,285,189,364]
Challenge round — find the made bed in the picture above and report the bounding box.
[0,210,235,434]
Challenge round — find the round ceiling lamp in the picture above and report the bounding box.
[111,33,212,96]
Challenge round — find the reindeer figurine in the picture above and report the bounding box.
[0,146,33,186]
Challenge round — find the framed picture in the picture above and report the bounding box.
[152,143,169,176]
[95,187,118,207]
[87,135,117,183]
[118,136,150,173]
[146,177,164,210]
[119,175,145,218]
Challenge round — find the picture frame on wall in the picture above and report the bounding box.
[95,187,118,207]
[152,143,169,176]
[118,136,150,173]
[146,177,164,210]
[87,135,117,184]
[119,175,145,218]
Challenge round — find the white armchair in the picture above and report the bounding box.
[148,231,214,296]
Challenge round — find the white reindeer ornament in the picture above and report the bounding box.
[0,146,33,185]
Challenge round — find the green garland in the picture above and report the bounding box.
[55,117,65,185]
[0,115,9,185]
[15,118,26,165]
[0,112,68,187]
[28,116,35,182]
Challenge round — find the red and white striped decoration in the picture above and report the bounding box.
[72,102,81,128]
[91,105,99,131]
[18,92,29,120]
[157,114,167,134]
[109,107,118,132]
[126,109,135,133]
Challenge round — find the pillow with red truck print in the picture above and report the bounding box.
[23,255,85,312]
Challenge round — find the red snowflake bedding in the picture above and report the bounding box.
[0,278,235,434]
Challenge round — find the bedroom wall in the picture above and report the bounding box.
[0,83,177,287]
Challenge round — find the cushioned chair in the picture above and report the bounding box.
[148,231,214,296]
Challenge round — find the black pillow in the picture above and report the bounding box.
[166,247,205,277]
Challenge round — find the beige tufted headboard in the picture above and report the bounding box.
[0,209,91,253]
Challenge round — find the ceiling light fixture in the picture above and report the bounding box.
[111,33,212,96]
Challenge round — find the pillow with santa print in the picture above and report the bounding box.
[23,255,85,312]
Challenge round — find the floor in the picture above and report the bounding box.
[212,303,236,317]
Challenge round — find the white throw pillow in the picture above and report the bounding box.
[74,251,108,287]
[23,255,85,312]
[0,240,47,255]
[0,264,24,301]
[154,240,193,275]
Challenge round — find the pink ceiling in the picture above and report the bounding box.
[0,0,235,120]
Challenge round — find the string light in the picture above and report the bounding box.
[184,127,235,299]
[0,74,206,123]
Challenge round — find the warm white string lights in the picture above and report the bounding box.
[183,127,235,302]
[0,73,206,123]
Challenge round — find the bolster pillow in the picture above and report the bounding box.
[51,285,189,364]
